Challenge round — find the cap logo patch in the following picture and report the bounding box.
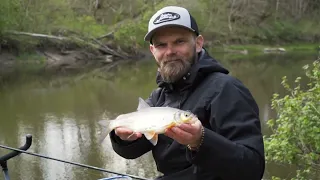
[153,12,180,24]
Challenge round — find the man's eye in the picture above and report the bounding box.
[156,44,165,48]
[177,40,185,44]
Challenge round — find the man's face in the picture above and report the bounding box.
[149,26,204,83]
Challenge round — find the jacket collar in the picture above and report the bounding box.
[155,48,229,92]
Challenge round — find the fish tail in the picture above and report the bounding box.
[98,120,114,144]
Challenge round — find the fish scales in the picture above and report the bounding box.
[98,97,198,146]
[111,107,181,133]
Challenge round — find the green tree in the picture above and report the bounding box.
[264,55,320,179]
[0,0,22,33]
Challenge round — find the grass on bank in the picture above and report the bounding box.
[208,43,320,54]
[1,0,320,54]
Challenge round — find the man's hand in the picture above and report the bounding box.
[115,127,142,141]
[164,119,203,147]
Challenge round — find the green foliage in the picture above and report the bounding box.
[0,0,107,37]
[258,21,301,43]
[264,57,320,179]
[54,15,107,37]
[1,0,320,49]
[113,11,152,49]
[0,0,22,33]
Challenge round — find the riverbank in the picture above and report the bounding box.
[209,43,320,54]
[0,31,148,86]
[1,36,319,77]
[0,39,318,89]
[1,0,320,83]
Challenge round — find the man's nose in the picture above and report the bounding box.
[165,44,176,56]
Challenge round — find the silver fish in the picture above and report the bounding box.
[98,97,198,146]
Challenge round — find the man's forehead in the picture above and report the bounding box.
[152,26,193,42]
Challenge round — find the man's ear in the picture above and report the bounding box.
[195,35,204,53]
[150,44,155,55]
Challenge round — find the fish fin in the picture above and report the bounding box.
[165,121,177,129]
[150,134,158,146]
[137,97,150,111]
[98,120,110,127]
[144,131,158,146]
[115,113,133,120]
[144,131,155,140]
[97,120,113,144]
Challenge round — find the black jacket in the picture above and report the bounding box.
[109,49,265,180]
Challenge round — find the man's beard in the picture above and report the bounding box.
[157,49,197,83]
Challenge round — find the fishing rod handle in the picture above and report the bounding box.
[0,134,33,162]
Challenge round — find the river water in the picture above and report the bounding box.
[0,50,318,180]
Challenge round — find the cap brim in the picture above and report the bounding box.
[144,24,196,43]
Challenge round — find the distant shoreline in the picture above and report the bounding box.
[0,35,319,88]
[0,38,318,73]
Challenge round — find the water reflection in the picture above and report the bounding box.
[7,110,159,180]
[0,51,318,180]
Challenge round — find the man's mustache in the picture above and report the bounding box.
[162,58,183,65]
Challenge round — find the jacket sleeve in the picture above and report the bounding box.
[109,130,153,159]
[109,91,160,159]
[186,77,265,180]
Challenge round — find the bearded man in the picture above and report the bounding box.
[109,6,265,180]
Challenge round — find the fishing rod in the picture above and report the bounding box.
[0,134,149,180]
[0,134,32,180]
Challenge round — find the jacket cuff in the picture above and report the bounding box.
[110,130,151,151]
[186,127,208,161]
[109,130,136,146]
[109,130,153,159]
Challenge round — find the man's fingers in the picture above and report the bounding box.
[172,127,192,137]
[115,127,142,141]
[115,127,133,135]
[178,124,194,133]
[166,127,193,141]
[127,132,135,139]
[164,120,203,145]
[164,128,175,139]
[179,120,201,134]
[134,133,142,138]
[126,133,142,141]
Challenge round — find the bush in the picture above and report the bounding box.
[264,55,320,179]
[0,0,22,33]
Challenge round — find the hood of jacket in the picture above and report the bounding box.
[155,48,229,92]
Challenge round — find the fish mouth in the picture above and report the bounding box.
[190,116,199,123]
[187,115,198,123]
[188,113,200,123]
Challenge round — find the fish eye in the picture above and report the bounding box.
[179,112,191,121]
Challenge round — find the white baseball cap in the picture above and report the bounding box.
[144,6,200,43]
